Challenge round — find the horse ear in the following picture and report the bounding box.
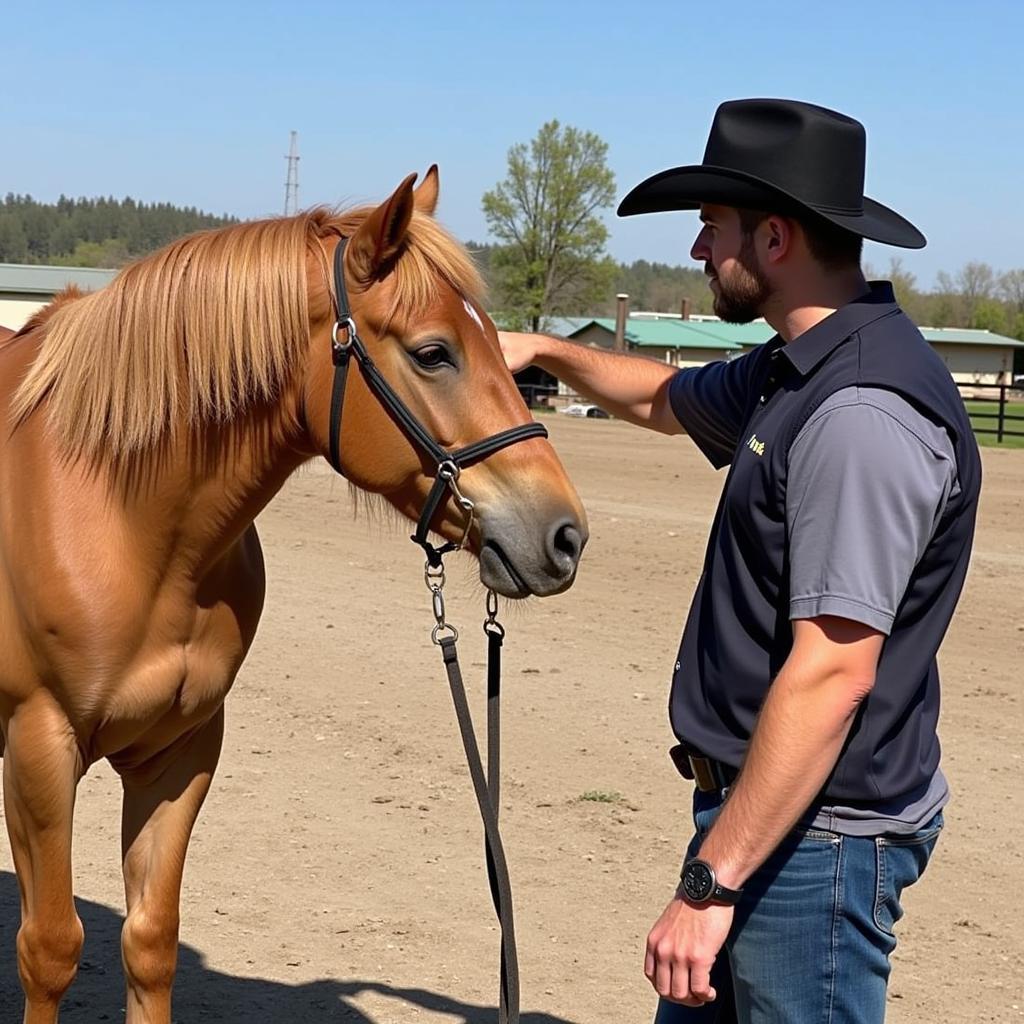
[347,172,417,285]
[413,164,440,216]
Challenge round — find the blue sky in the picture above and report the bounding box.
[4,0,1021,288]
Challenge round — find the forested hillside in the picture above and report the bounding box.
[0,194,238,267]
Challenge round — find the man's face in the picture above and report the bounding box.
[690,204,771,323]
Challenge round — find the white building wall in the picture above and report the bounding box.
[0,298,48,330]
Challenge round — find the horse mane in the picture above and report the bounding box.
[11,207,485,460]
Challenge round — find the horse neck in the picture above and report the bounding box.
[118,388,314,579]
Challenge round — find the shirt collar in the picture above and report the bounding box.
[776,281,899,377]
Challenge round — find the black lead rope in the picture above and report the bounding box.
[326,238,547,1023]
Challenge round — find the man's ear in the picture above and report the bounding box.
[762,215,794,265]
[346,172,417,285]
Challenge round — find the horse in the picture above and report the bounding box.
[0,166,588,1024]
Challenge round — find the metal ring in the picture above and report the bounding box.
[438,460,460,481]
[483,620,506,640]
[331,317,357,350]
[431,623,459,644]
[486,590,499,620]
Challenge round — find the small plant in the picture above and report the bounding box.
[577,790,623,804]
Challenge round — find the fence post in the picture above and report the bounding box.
[998,385,1006,443]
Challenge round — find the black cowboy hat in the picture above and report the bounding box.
[618,98,926,249]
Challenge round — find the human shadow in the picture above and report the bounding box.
[0,871,580,1022]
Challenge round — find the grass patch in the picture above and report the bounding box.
[577,790,623,804]
[963,401,1024,449]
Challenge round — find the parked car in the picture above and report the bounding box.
[559,403,610,419]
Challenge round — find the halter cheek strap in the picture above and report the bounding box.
[327,239,548,566]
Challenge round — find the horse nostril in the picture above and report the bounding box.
[548,521,584,573]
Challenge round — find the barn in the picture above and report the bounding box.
[563,312,1024,386]
[0,263,118,331]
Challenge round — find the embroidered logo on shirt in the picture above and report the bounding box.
[747,433,766,456]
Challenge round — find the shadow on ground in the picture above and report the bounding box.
[0,871,579,1023]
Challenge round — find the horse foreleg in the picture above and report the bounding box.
[1,699,85,1024]
[117,707,224,1024]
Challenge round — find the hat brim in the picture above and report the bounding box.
[617,165,926,249]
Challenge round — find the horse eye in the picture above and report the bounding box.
[412,344,454,370]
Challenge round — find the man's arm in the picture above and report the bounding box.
[700,615,882,878]
[497,331,684,435]
[645,615,883,1006]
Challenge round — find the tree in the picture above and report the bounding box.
[955,261,996,326]
[482,121,616,331]
[998,269,1024,313]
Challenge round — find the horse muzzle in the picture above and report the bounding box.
[478,513,587,598]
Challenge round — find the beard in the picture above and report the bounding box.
[707,235,771,323]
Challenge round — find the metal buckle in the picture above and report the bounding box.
[438,460,475,549]
[689,756,720,793]
[425,560,458,644]
[331,317,357,362]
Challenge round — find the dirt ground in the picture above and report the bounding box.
[1,416,1021,1023]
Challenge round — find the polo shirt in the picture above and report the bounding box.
[666,282,981,818]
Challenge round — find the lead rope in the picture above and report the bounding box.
[427,565,520,1024]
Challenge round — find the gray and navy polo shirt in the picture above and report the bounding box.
[667,282,981,835]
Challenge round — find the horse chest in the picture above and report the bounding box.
[92,605,251,762]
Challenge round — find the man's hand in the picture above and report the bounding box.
[645,896,733,1006]
[495,331,541,374]
[494,329,684,433]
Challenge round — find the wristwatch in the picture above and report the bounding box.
[679,858,744,906]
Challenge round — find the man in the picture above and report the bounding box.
[498,99,981,1023]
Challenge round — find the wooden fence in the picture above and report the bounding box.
[957,383,1024,443]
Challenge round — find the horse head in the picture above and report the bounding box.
[302,168,587,597]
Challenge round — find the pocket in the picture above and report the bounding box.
[873,815,943,937]
[692,789,726,841]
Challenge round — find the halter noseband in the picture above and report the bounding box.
[327,238,548,567]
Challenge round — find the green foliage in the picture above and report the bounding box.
[606,259,714,316]
[972,298,1009,334]
[0,194,238,267]
[864,257,1024,336]
[577,790,623,803]
[467,240,713,322]
[482,121,616,331]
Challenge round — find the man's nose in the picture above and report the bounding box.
[690,226,711,262]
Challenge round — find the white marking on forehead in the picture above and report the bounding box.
[462,297,485,332]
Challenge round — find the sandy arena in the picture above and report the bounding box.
[2,415,1021,1023]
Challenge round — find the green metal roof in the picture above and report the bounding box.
[571,315,1024,352]
[669,319,775,346]
[544,316,592,338]
[571,317,744,350]
[0,263,118,295]
[918,326,1024,348]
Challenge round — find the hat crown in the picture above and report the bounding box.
[704,99,866,215]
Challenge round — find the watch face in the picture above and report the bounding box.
[682,860,714,902]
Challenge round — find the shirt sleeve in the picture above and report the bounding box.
[786,389,958,634]
[669,349,763,468]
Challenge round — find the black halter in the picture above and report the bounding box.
[325,238,548,1023]
[327,239,548,566]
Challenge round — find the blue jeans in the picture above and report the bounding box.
[654,791,943,1024]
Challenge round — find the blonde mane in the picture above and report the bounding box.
[11,207,485,460]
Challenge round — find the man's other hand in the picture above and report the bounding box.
[645,896,733,1006]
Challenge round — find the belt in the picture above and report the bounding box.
[669,743,739,793]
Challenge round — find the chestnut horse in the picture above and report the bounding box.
[0,168,587,1024]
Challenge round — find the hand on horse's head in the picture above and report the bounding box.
[496,330,541,374]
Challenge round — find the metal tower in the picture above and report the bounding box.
[284,131,300,215]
